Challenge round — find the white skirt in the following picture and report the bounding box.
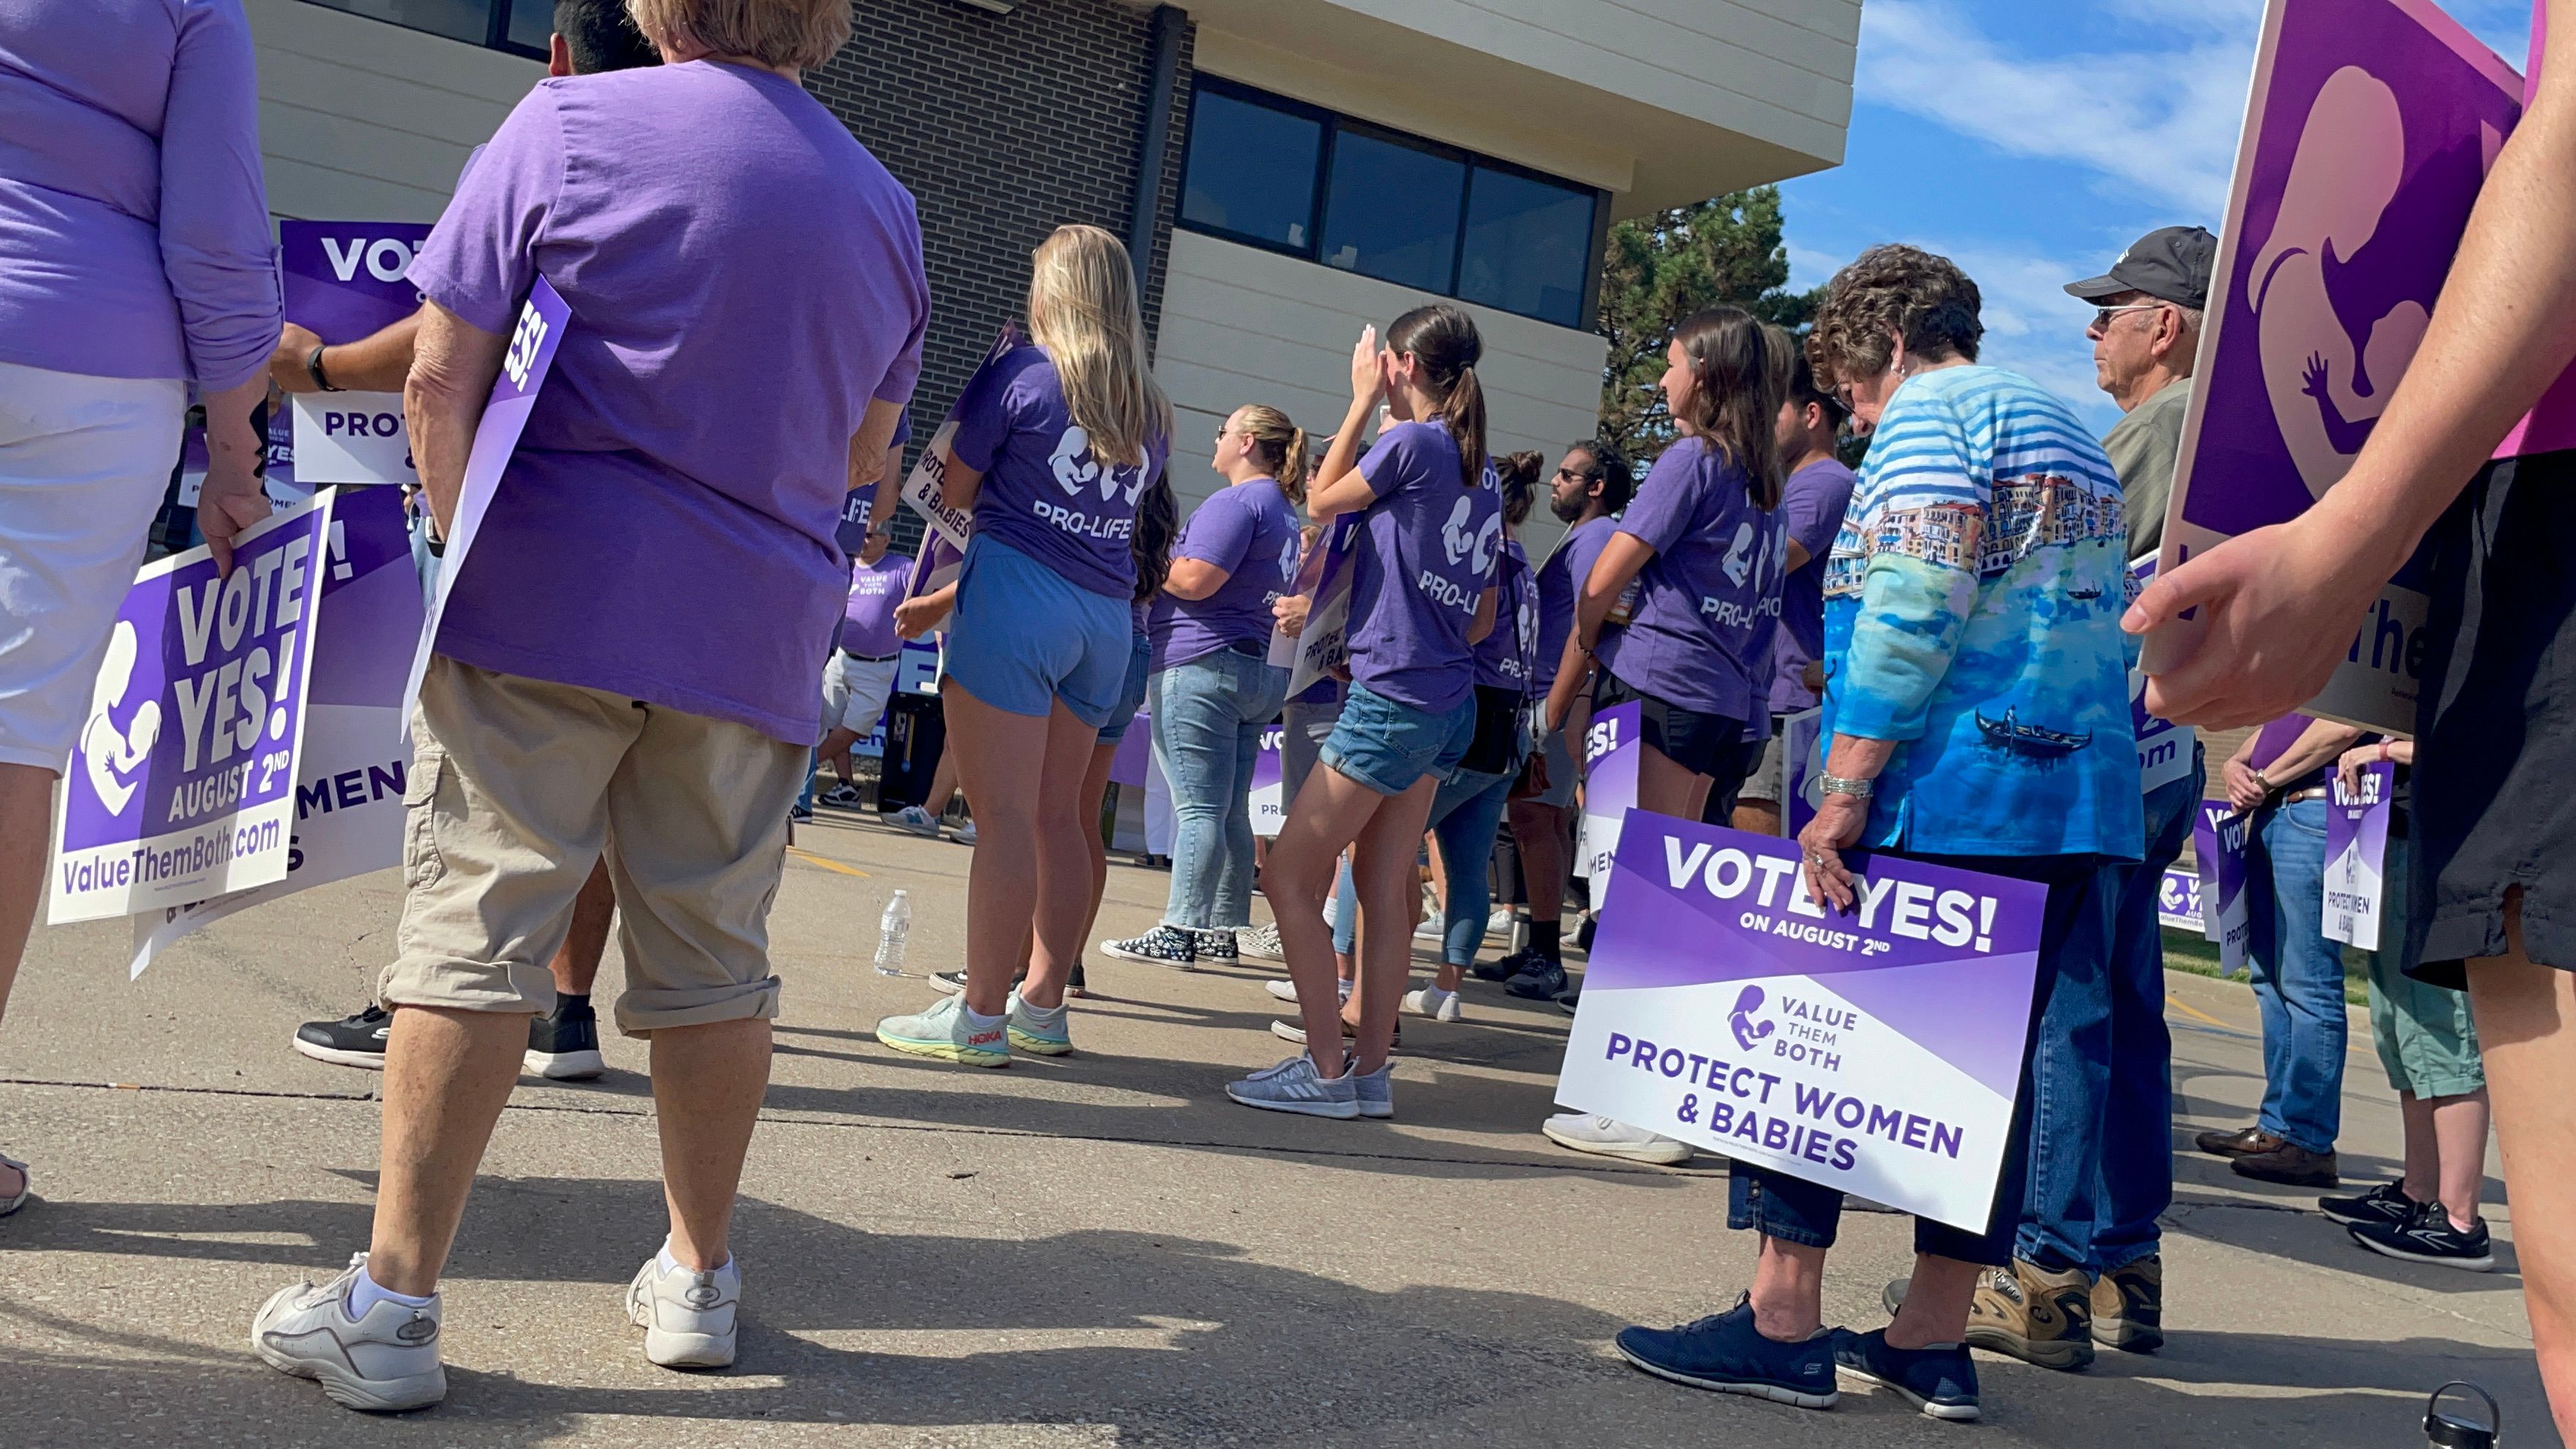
[0,359,186,771]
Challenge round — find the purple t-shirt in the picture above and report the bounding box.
[2250,713,2329,795]
[1345,422,1502,714]
[1594,434,1783,722]
[951,344,1168,600]
[408,61,927,744]
[1766,457,1856,715]
[840,552,911,658]
[834,406,913,557]
[1472,539,1537,693]
[1533,514,1616,690]
[1156,476,1300,670]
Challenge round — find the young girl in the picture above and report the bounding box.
[877,224,1173,1065]
[1230,304,1500,1120]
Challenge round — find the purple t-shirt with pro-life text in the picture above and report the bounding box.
[1473,538,1537,692]
[407,61,929,744]
[839,551,911,659]
[1345,422,1502,714]
[1593,433,1784,722]
[1156,476,1301,670]
[1767,457,1857,716]
[1533,514,1617,690]
[950,344,1168,599]
[834,407,913,557]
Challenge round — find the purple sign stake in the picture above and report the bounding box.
[2324,759,2395,949]
[400,276,570,728]
[2146,0,2522,733]
[1554,813,2047,1232]
[50,493,340,923]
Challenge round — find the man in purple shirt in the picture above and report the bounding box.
[1734,345,1854,836]
[0,0,279,1213]
[250,0,926,1410]
[815,525,912,806]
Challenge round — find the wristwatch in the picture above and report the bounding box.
[1819,772,1874,801]
[306,343,342,393]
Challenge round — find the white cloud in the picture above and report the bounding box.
[1857,0,2252,216]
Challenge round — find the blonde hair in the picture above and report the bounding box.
[1027,225,1172,470]
[1234,405,1308,504]
[625,0,847,70]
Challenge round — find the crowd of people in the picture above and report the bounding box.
[4,0,2576,1437]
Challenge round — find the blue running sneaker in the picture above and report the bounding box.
[1832,1327,1980,1421]
[1224,1054,1360,1118]
[1614,1295,1838,1409]
[1351,1060,1393,1119]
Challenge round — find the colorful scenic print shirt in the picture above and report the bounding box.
[1820,365,2143,861]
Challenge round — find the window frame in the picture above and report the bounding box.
[1316,115,1472,295]
[1455,154,1601,329]
[294,0,547,61]
[1174,77,1336,263]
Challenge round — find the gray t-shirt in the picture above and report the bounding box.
[2103,374,2193,556]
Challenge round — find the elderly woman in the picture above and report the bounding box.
[0,0,279,1214]
[249,0,926,1410]
[1611,246,2139,1423]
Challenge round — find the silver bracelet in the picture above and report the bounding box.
[1819,772,1874,800]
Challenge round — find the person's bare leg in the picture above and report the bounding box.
[924,744,961,820]
[1060,741,1119,973]
[1886,1255,1982,1350]
[1261,770,1386,1066]
[648,1016,770,1270]
[549,859,616,997]
[1733,798,1783,836]
[364,1006,531,1295]
[2463,901,2576,1441]
[1018,701,1101,1010]
[817,726,862,788]
[1636,741,1712,821]
[2433,1089,2494,1229]
[1349,777,1442,1076]
[2398,1090,2441,1205]
[0,763,53,1198]
[941,682,1053,1017]
[1748,1236,1828,1341]
[1508,798,1565,932]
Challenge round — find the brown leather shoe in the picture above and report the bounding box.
[2231,1142,2339,1188]
[2194,1125,2283,1158]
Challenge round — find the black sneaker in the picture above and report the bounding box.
[2349,1205,2495,1272]
[291,1003,392,1070]
[1192,929,1240,967]
[818,782,864,809]
[1573,913,1597,954]
[1102,924,1197,968]
[1505,959,1570,1000]
[2320,1179,2424,1228]
[1067,962,1089,998]
[1475,946,1539,983]
[1555,986,1581,1016]
[524,1000,604,1079]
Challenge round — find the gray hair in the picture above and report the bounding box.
[626,0,848,69]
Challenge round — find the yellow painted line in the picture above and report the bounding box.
[787,846,871,880]
[2165,993,2231,1030]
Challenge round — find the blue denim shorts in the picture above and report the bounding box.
[1319,682,1476,796]
[1096,631,1153,744]
[944,534,1128,728]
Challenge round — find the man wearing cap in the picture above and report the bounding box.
[2066,225,2217,554]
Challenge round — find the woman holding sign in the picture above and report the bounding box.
[1611,247,2137,1422]
[875,225,1174,1066]
[1232,305,1500,1120]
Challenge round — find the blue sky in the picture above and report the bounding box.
[1779,0,2531,431]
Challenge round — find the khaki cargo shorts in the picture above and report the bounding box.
[381,656,806,1036]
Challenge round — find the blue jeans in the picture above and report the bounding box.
[1729,850,2120,1265]
[1428,764,1517,967]
[2247,795,2344,1153]
[2016,754,2202,1273]
[1154,648,1290,930]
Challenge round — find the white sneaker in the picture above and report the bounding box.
[1264,976,1352,1005]
[251,1253,447,1412]
[888,805,942,838]
[953,818,978,846]
[628,1250,741,1369]
[1540,1112,1693,1165]
[1237,923,1284,961]
[1414,915,1445,941]
[1403,985,1464,1022]
[1486,907,1518,938]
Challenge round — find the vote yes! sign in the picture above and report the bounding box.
[280,222,434,488]
[1556,812,2045,1232]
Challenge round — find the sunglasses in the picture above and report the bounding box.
[2092,302,2166,332]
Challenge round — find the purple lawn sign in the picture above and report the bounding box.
[280,222,436,488]
[1554,813,2047,1231]
[49,492,340,924]
[2195,803,2253,970]
[400,276,570,730]
[1576,701,1641,908]
[2146,0,2523,734]
[2129,558,2198,795]
[2324,758,2395,949]
[2157,866,2204,932]
[901,323,1023,555]
[1249,719,1287,836]
[130,485,424,975]
[1279,514,1363,697]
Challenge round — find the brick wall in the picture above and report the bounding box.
[805,0,1196,549]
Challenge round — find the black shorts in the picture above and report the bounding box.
[2409,447,2576,986]
[1594,670,1752,792]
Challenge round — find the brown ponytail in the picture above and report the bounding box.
[1670,306,1787,510]
[1385,303,1487,488]
[1235,404,1309,506]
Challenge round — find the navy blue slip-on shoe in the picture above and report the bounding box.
[1832,1327,1979,1422]
[1614,1296,1838,1409]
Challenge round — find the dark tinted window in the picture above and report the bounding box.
[504,0,552,53]
[1179,89,1325,251]
[1459,166,1594,328]
[1318,128,1466,293]
[296,0,547,56]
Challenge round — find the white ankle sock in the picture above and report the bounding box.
[658,1240,734,1278]
[962,1005,1006,1033]
[348,1264,434,1319]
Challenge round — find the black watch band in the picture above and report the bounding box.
[306,342,342,393]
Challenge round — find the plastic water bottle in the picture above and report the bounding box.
[874,890,910,978]
[2425,1382,2498,1448]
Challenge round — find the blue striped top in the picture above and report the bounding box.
[1819,365,2143,860]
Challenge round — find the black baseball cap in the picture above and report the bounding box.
[2064,225,2218,310]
